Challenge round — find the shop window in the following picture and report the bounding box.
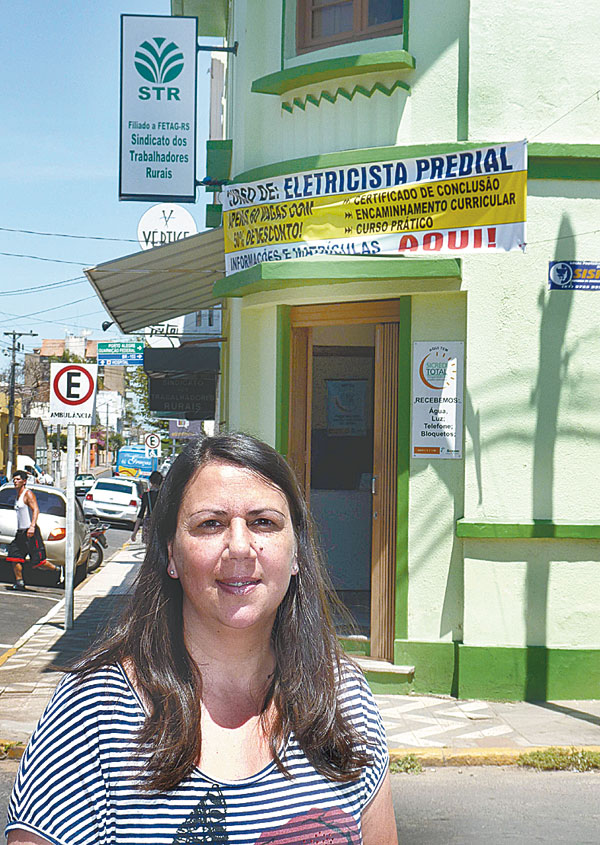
[297,0,403,53]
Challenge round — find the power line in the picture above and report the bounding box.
[529,88,600,140]
[0,275,87,296]
[0,251,88,266]
[0,226,137,243]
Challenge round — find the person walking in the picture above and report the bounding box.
[0,467,8,487]
[130,470,163,544]
[6,471,61,591]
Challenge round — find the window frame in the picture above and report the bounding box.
[296,0,403,55]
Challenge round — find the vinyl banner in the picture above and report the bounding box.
[120,15,197,202]
[222,141,527,274]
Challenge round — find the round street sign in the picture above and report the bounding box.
[53,365,96,405]
[145,433,161,450]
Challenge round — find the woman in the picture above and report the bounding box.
[130,470,163,544]
[6,433,397,844]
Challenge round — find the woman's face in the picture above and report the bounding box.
[168,460,297,638]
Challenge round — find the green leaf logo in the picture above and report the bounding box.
[134,37,184,84]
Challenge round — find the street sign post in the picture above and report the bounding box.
[49,363,98,630]
[97,341,144,367]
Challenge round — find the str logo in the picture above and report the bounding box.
[135,37,183,101]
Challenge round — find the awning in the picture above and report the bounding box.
[84,227,225,335]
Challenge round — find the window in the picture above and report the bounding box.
[297,0,403,53]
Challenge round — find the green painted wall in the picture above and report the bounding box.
[220,0,600,698]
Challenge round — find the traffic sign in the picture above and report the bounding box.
[145,432,161,460]
[97,341,144,366]
[49,363,98,424]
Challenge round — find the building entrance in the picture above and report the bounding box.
[288,300,400,660]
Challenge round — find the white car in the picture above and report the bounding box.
[0,484,90,583]
[83,478,144,528]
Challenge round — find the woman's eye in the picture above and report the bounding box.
[198,519,222,531]
[252,517,276,529]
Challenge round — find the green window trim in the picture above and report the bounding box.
[170,0,228,37]
[213,257,462,299]
[457,518,600,540]
[252,50,415,96]
[205,139,233,192]
[282,78,410,114]
[231,143,600,186]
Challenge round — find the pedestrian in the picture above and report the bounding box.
[130,470,163,544]
[0,467,8,486]
[5,471,61,591]
[6,433,397,844]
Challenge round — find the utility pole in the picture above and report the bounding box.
[3,331,37,477]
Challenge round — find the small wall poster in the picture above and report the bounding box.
[412,342,464,459]
[326,380,368,437]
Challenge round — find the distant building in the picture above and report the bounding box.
[16,418,48,468]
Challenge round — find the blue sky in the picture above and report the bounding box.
[0,1,212,358]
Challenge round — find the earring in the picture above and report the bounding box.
[291,560,299,575]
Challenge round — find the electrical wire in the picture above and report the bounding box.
[0,276,87,296]
[0,226,137,243]
[0,251,88,266]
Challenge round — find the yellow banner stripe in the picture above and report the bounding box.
[224,170,526,254]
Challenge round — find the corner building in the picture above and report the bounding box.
[177,1,600,700]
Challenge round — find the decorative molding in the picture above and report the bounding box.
[252,49,415,96]
[457,518,600,540]
[281,78,410,113]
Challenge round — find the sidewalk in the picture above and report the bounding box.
[1,543,600,763]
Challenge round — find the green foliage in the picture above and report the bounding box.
[389,754,423,774]
[517,747,600,771]
[125,365,168,437]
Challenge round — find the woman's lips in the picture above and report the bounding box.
[216,578,260,596]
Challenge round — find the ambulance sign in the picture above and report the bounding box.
[50,363,98,424]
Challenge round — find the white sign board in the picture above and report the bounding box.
[49,363,98,425]
[138,203,197,249]
[144,431,161,459]
[412,342,464,459]
[120,15,197,202]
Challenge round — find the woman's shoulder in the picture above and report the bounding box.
[44,663,138,722]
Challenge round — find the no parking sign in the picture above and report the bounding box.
[50,363,98,424]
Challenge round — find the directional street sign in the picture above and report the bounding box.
[97,341,144,366]
[49,363,98,425]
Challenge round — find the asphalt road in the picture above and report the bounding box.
[0,524,130,654]
[392,766,600,843]
[1,764,598,841]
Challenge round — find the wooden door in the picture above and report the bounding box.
[370,323,399,661]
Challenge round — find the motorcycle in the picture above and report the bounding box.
[87,519,109,572]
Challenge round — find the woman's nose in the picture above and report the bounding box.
[227,518,253,557]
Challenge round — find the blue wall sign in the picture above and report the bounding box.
[548,261,600,290]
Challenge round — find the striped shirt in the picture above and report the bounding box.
[6,663,388,844]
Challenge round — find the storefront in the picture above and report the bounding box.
[90,0,600,699]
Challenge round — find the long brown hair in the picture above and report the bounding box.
[73,433,370,792]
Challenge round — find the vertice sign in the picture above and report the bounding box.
[120,15,197,202]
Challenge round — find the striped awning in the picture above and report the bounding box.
[84,227,225,335]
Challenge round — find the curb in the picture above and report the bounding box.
[389,745,600,767]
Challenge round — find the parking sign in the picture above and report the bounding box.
[50,364,98,424]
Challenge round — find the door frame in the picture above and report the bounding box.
[288,299,403,660]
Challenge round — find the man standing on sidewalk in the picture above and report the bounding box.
[6,471,60,591]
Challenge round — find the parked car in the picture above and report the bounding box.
[0,483,90,582]
[83,478,144,527]
[75,473,96,497]
[16,455,53,485]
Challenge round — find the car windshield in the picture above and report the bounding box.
[76,474,94,481]
[0,487,65,517]
[94,481,135,494]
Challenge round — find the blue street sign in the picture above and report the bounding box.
[98,352,144,366]
[549,261,600,290]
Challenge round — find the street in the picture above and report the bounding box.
[392,767,600,843]
[0,524,131,655]
[1,763,599,841]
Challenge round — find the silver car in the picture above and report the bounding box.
[0,484,91,582]
[83,478,144,527]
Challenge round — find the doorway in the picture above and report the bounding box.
[288,301,400,660]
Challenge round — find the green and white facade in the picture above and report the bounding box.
[169,1,600,701]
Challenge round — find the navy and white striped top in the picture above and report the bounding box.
[6,663,388,844]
